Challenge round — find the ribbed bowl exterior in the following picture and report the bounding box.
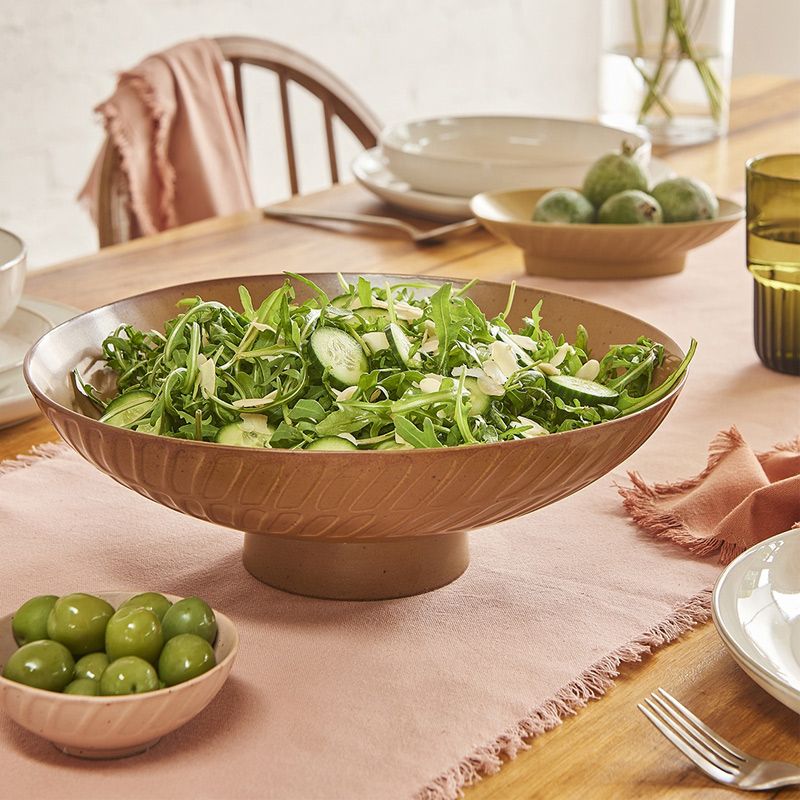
[25,274,687,542]
[471,190,744,279]
[0,593,238,754]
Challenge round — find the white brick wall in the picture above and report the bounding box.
[1,0,797,270]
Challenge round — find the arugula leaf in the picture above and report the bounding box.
[393,415,442,448]
[315,408,373,436]
[268,422,307,449]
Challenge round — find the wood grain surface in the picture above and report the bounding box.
[3,75,799,799]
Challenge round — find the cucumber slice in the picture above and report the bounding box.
[309,327,368,389]
[546,375,619,405]
[306,436,358,451]
[99,390,155,427]
[215,415,274,448]
[464,377,491,416]
[330,294,357,309]
[353,307,391,329]
[375,440,405,450]
[386,322,421,368]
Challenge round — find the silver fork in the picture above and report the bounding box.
[262,206,480,245]
[638,688,800,791]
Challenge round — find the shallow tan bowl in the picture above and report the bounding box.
[471,188,744,279]
[0,592,238,759]
[25,274,688,600]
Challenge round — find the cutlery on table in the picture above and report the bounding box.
[639,687,800,791]
[262,206,480,245]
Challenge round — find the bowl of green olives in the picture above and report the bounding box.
[471,146,744,280]
[0,591,238,759]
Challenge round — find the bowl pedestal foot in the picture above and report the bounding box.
[523,252,687,279]
[55,737,162,759]
[242,532,469,600]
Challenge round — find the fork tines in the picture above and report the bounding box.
[638,687,745,784]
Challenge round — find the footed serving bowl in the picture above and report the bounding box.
[25,274,688,600]
[471,188,744,279]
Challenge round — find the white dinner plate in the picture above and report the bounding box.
[0,297,79,430]
[0,304,53,375]
[712,529,800,714]
[351,147,675,223]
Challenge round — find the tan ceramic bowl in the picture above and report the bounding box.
[25,274,688,600]
[0,592,238,759]
[471,188,744,279]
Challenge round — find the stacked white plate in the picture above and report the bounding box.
[0,298,78,429]
[713,529,800,714]
[352,115,671,222]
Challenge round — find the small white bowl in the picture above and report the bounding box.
[0,229,26,330]
[0,591,238,759]
[380,116,650,198]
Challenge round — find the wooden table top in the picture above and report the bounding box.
[4,74,800,799]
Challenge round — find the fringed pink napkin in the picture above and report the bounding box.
[79,38,254,236]
[620,427,800,564]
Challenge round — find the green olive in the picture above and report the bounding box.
[11,595,58,646]
[99,656,159,696]
[158,633,216,686]
[46,593,115,656]
[2,640,75,692]
[118,592,173,622]
[74,652,110,682]
[64,677,100,696]
[161,597,217,644]
[105,607,163,665]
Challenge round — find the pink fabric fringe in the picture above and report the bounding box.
[618,428,800,565]
[417,588,712,800]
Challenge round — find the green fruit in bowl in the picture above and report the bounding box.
[161,597,217,644]
[11,595,58,646]
[118,592,173,622]
[598,190,663,225]
[651,177,719,222]
[99,656,160,696]
[46,593,115,656]
[64,677,100,696]
[158,633,216,686]
[74,651,110,681]
[532,189,595,224]
[2,639,75,691]
[582,145,649,208]
[105,607,164,664]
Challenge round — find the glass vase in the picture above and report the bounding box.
[600,0,735,146]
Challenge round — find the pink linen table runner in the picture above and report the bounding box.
[1,222,798,799]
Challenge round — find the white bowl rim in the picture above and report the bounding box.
[711,529,800,701]
[380,115,650,168]
[470,189,745,231]
[0,228,26,274]
[0,591,239,703]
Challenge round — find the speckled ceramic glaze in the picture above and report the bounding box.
[25,274,688,599]
[0,592,238,758]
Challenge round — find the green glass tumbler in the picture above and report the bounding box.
[746,154,800,375]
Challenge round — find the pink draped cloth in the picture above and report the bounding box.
[79,38,254,236]
[620,428,800,563]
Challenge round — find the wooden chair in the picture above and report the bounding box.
[97,35,382,247]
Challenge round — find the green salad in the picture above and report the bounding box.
[75,274,695,451]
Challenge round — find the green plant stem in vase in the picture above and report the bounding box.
[632,0,725,125]
[600,0,733,145]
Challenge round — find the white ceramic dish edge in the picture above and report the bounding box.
[712,529,800,715]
